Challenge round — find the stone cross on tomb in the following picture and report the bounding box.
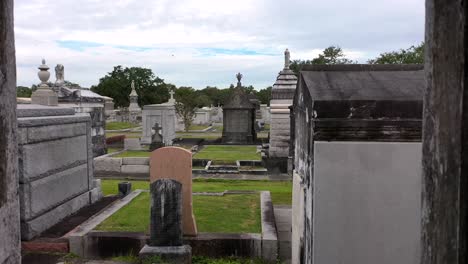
[169,90,175,100]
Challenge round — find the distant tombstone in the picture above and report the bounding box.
[149,123,164,151]
[150,147,197,236]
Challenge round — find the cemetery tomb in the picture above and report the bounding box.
[222,73,256,144]
[141,100,176,146]
[291,64,424,264]
[17,104,102,240]
[269,49,298,170]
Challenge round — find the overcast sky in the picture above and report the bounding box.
[15,0,425,89]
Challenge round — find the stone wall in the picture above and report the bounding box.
[17,105,102,240]
[0,0,21,262]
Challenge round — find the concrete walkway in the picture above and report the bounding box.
[274,205,292,263]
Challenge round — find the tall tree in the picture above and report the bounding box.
[290,46,356,74]
[174,87,199,132]
[369,42,424,64]
[91,66,169,108]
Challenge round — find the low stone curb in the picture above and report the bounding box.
[67,190,144,257]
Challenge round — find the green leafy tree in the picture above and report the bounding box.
[290,46,356,74]
[174,87,199,132]
[91,66,169,108]
[255,86,272,105]
[16,86,33,97]
[368,42,424,64]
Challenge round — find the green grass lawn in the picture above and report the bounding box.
[194,145,260,163]
[113,150,150,158]
[95,192,261,233]
[176,132,221,139]
[106,132,141,139]
[100,179,292,205]
[106,122,139,130]
[189,124,210,130]
[107,147,122,154]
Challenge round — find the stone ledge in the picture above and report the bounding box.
[17,114,91,128]
[17,104,75,118]
[139,245,191,264]
[260,191,278,263]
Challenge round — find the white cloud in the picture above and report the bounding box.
[14,0,425,89]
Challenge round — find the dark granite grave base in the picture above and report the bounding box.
[139,244,192,264]
[263,157,288,174]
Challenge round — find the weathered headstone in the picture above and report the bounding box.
[139,179,191,264]
[149,179,183,247]
[150,147,197,236]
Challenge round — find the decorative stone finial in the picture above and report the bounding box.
[284,48,291,69]
[31,58,58,106]
[38,59,50,88]
[236,72,243,88]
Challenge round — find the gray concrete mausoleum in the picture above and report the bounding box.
[291,64,425,264]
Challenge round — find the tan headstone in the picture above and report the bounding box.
[150,147,197,236]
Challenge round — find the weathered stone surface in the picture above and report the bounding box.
[20,164,89,220]
[149,179,183,247]
[421,1,468,263]
[19,135,88,182]
[94,157,122,173]
[291,64,425,264]
[17,113,90,127]
[313,142,421,264]
[0,0,21,262]
[27,122,86,143]
[124,138,142,150]
[139,244,191,264]
[21,190,90,240]
[150,147,198,236]
[260,191,278,263]
[121,165,149,175]
[122,157,149,165]
[17,104,75,118]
